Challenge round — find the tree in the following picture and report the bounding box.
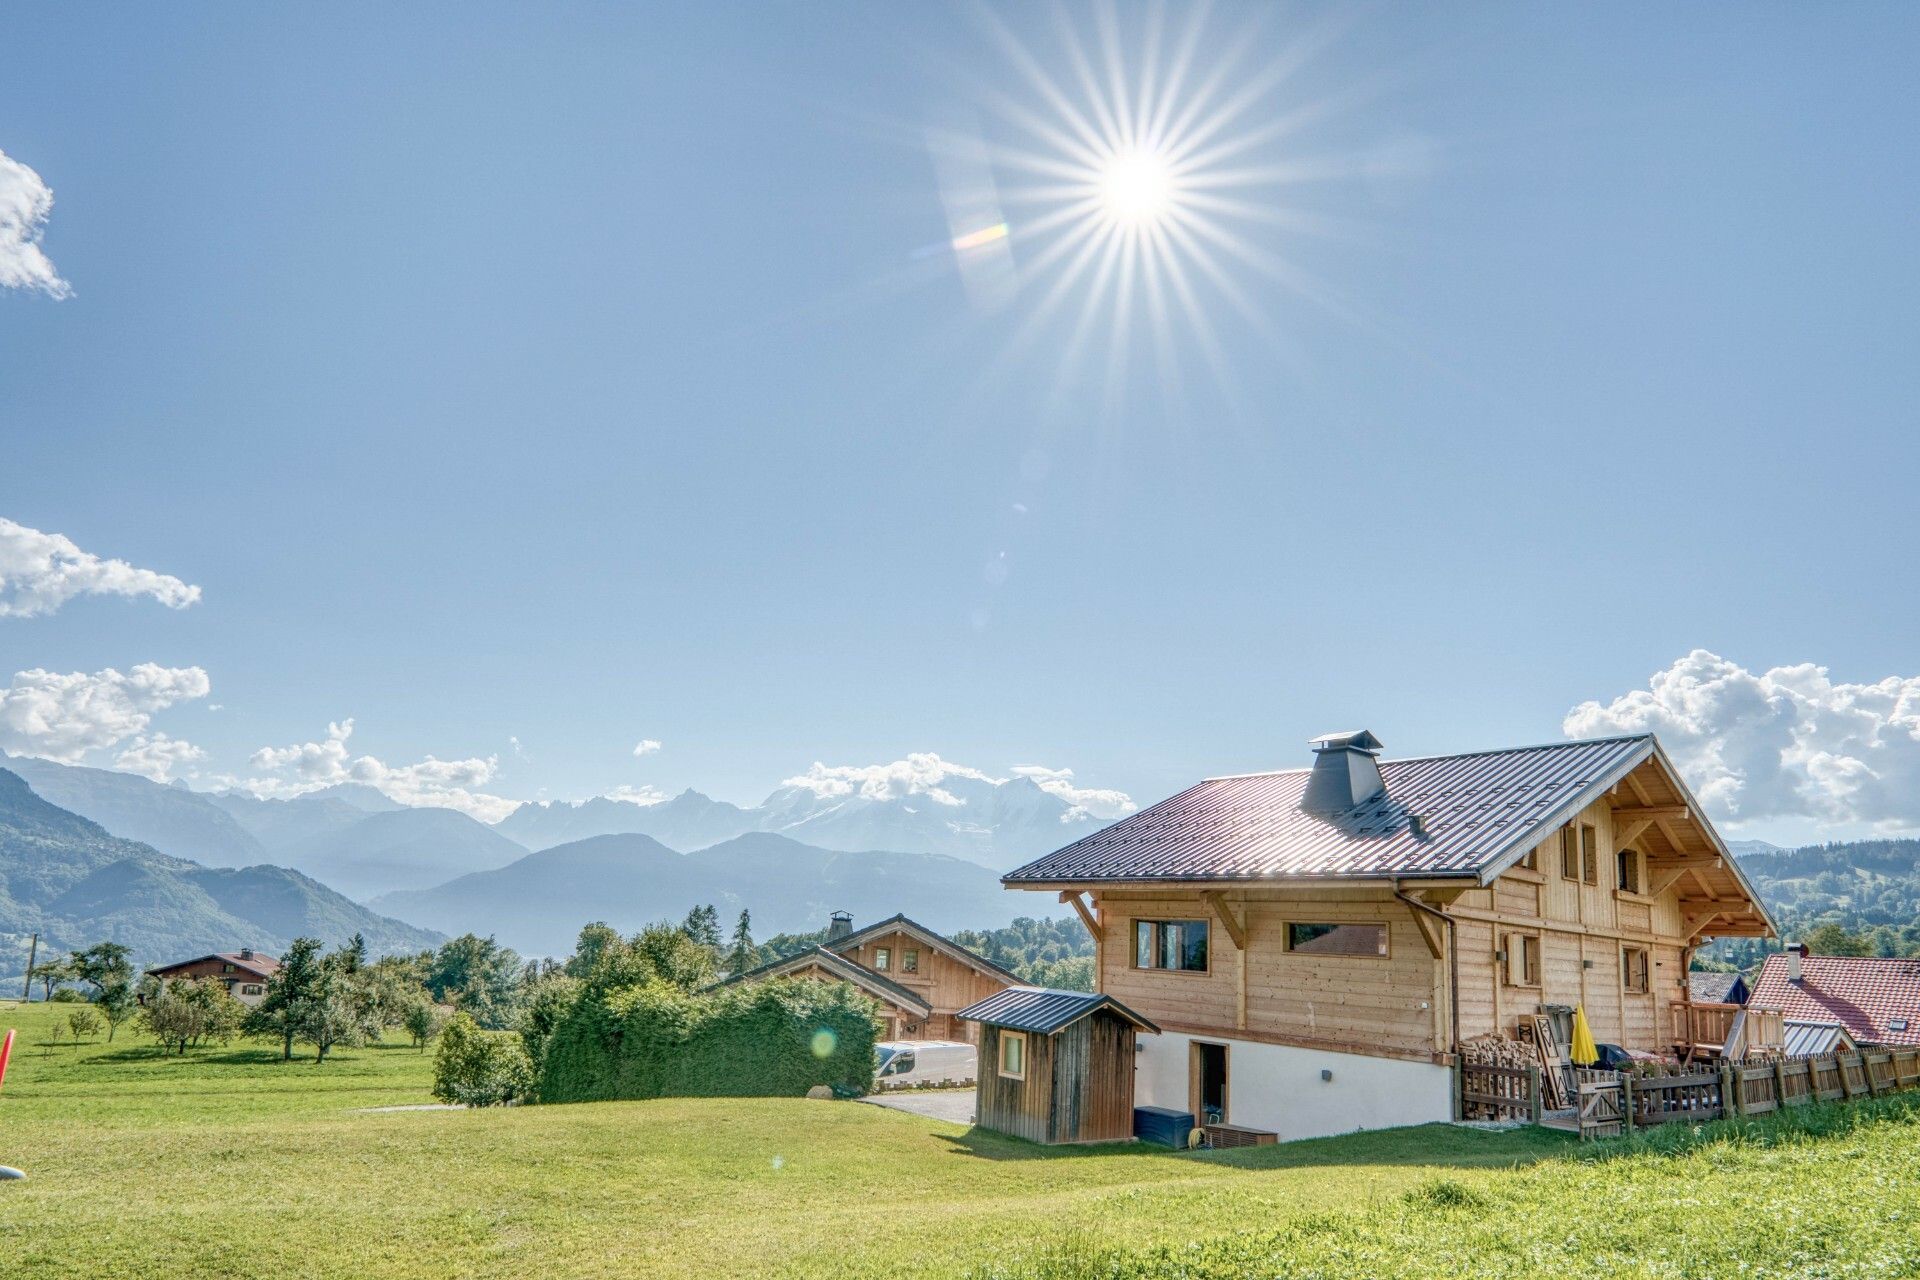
[727,909,756,977]
[69,942,133,999]
[98,979,138,1042]
[67,1007,104,1041]
[565,922,624,980]
[300,941,385,1063]
[402,997,445,1052]
[1803,922,1874,957]
[424,934,523,1029]
[681,904,722,950]
[632,922,716,991]
[431,1013,530,1106]
[245,937,324,1061]
[29,957,76,1002]
[142,978,244,1055]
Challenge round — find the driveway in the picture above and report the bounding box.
[860,1088,975,1126]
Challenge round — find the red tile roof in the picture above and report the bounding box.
[145,951,281,980]
[1748,954,1920,1047]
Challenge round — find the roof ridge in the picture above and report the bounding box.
[1199,733,1655,782]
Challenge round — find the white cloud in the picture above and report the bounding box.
[1010,764,1139,821]
[1565,649,1920,829]
[632,738,662,757]
[779,751,1136,819]
[245,718,517,822]
[606,784,669,806]
[0,150,69,297]
[114,732,207,783]
[0,664,211,762]
[0,517,201,618]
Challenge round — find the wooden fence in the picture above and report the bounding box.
[1459,1047,1920,1141]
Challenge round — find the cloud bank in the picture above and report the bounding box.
[0,664,212,762]
[780,751,1136,820]
[1566,649,1920,829]
[1010,764,1139,821]
[245,718,517,822]
[0,517,201,618]
[0,150,70,297]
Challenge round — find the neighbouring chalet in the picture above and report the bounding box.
[145,949,281,1007]
[725,912,1019,1042]
[1688,970,1750,1006]
[1747,946,1920,1048]
[997,730,1777,1142]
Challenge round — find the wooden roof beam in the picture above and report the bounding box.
[1059,890,1101,938]
[1613,804,1690,822]
[1199,890,1248,951]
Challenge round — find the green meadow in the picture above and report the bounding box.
[1,998,1915,1279]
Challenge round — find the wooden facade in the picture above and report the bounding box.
[833,924,1012,1041]
[1059,751,1773,1066]
[973,1010,1141,1144]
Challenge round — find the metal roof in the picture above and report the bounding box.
[955,986,1159,1035]
[1004,735,1656,886]
[826,913,1023,985]
[1781,1019,1857,1058]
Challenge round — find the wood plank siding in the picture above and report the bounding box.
[975,1012,1137,1143]
[840,928,1010,1040]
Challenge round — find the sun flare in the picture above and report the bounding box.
[1098,147,1177,229]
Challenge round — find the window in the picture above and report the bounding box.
[873,947,891,972]
[1521,846,1539,872]
[222,963,235,973]
[998,1030,1027,1079]
[1617,847,1642,895]
[1580,824,1599,886]
[1133,919,1209,972]
[241,984,263,996]
[1622,946,1650,994]
[1504,933,1541,987]
[1560,827,1580,880]
[902,949,919,974]
[1285,922,1388,957]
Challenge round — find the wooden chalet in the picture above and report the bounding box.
[957,987,1158,1144]
[1001,731,1777,1141]
[723,912,1018,1042]
[145,949,280,1007]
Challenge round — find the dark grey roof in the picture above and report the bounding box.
[721,945,933,1018]
[1689,971,1748,1004]
[825,913,1022,985]
[955,986,1159,1035]
[1004,735,1655,886]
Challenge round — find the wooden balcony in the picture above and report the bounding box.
[1673,1001,1783,1061]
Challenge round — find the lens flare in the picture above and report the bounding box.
[810,1028,838,1059]
[1098,148,1175,228]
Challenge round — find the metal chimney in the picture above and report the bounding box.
[827,911,854,943]
[1300,730,1387,815]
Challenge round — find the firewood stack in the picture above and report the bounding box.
[1458,1035,1536,1069]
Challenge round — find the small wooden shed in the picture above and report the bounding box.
[956,986,1159,1145]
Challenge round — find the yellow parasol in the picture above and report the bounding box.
[1570,1005,1599,1066]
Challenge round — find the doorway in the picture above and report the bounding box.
[1189,1041,1229,1125]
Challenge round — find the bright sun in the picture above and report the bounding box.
[1098,147,1176,228]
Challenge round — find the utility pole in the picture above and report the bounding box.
[21,933,37,1001]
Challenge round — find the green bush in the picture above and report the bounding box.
[535,976,877,1104]
[432,1012,532,1106]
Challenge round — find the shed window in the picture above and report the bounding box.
[1580,824,1600,886]
[873,947,891,972]
[1285,922,1388,957]
[1504,933,1541,988]
[1134,920,1209,972]
[1622,946,1650,994]
[1617,847,1642,895]
[998,1030,1027,1079]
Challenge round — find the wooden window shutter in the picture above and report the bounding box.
[1580,824,1599,885]
[1504,933,1525,986]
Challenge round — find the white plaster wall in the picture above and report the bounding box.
[1136,1032,1452,1141]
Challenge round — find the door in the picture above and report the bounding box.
[1189,1041,1229,1124]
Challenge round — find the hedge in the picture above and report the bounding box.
[535,976,877,1103]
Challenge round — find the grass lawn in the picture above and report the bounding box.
[3,998,1917,1279]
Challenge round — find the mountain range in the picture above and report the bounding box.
[371,830,1037,958]
[0,767,442,982]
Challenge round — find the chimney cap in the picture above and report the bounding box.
[1309,730,1384,755]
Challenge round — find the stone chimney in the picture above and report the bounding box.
[827,911,854,943]
[1300,730,1387,815]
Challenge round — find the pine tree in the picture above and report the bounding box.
[727,909,756,976]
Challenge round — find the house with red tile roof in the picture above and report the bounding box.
[1748,945,1920,1048]
[145,949,281,1007]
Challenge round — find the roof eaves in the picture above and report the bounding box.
[1645,736,1778,937]
[1469,737,1658,887]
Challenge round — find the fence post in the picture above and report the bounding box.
[1864,1055,1882,1097]
[1719,1065,1737,1118]
[1622,1074,1635,1132]
[1527,1064,1543,1124]
[1773,1059,1787,1105]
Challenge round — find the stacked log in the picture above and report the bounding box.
[1458,1035,1535,1069]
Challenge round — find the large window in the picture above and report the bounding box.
[1560,827,1580,880]
[998,1030,1027,1080]
[1134,919,1209,972]
[1285,922,1388,957]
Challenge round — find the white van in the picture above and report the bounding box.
[873,1040,976,1088]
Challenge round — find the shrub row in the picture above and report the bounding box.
[534,976,877,1104]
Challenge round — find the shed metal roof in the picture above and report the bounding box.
[1004,735,1656,886]
[1781,1019,1857,1058]
[955,986,1159,1035]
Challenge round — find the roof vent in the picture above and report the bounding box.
[239,948,254,961]
[827,910,854,942]
[1301,730,1387,816]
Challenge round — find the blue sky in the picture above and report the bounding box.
[2,4,1917,843]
